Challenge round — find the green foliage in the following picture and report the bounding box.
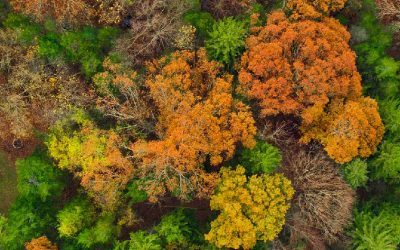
[0,198,55,250]
[342,158,369,189]
[352,205,400,250]
[205,17,247,68]
[240,141,282,174]
[155,209,191,245]
[114,231,162,250]
[378,98,400,136]
[125,180,148,205]
[16,150,65,201]
[183,11,215,39]
[371,140,400,183]
[0,150,65,250]
[77,214,117,248]
[57,197,96,238]
[2,13,41,44]
[352,5,399,98]
[3,13,119,78]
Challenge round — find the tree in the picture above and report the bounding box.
[155,209,191,245]
[114,231,162,250]
[46,111,134,209]
[375,0,400,33]
[342,158,369,189]
[205,166,294,250]
[286,0,348,20]
[280,150,355,247]
[25,236,57,250]
[57,197,96,238]
[205,17,248,68]
[131,49,256,202]
[300,97,384,163]
[93,57,155,135]
[16,150,65,202]
[240,140,282,174]
[9,0,94,25]
[114,0,192,66]
[0,28,89,143]
[201,0,255,19]
[238,11,362,120]
[76,214,117,248]
[371,140,400,183]
[352,207,400,250]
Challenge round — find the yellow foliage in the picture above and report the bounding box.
[205,166,294,249]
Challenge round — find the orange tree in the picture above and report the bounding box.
[301,97,384,163]
[238,11,362,119]
[25,236,57,250]
[286,0,348,20]
[131,49,256,202]
[238,11,383,163]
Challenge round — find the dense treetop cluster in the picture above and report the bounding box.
[0,0,399,249]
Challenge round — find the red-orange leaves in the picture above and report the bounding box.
[238,11,362,120]
[301,97,384,163]
[131,49,256,202]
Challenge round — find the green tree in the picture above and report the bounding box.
[205,17,247,68]
[240,141,281,174]
[77,214,117,248]
[16,150,65,201]
[342,158,369,189]
[155,209,191,245]
[114,231,162,250]
[57,197,96,238]
[371,140,400,183]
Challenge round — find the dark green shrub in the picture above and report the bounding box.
[77,214,117,248]
[378,98,400,136]
[205,17,247,68]
[125,180,148,205]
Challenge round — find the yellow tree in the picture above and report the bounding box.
[205,166,294,249]
[131,49,256,202]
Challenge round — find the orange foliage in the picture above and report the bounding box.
[25,236,57,250]
[301,97,384,163]
[9,0,94,24]
[238,11,362,122]
[131,49,256,202]
[286,0,348,19]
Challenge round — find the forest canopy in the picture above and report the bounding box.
[0,0,399,249]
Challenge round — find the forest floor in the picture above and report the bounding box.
[0,150,16,214]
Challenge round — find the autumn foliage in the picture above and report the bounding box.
[301,97,384,163]
[205,166,294,249]
[238,11,383,163]
[46,111,134,209]
[131,49,256,202]
[286,0,348,19]
[25,236,57,250]
[238,11,362,119]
